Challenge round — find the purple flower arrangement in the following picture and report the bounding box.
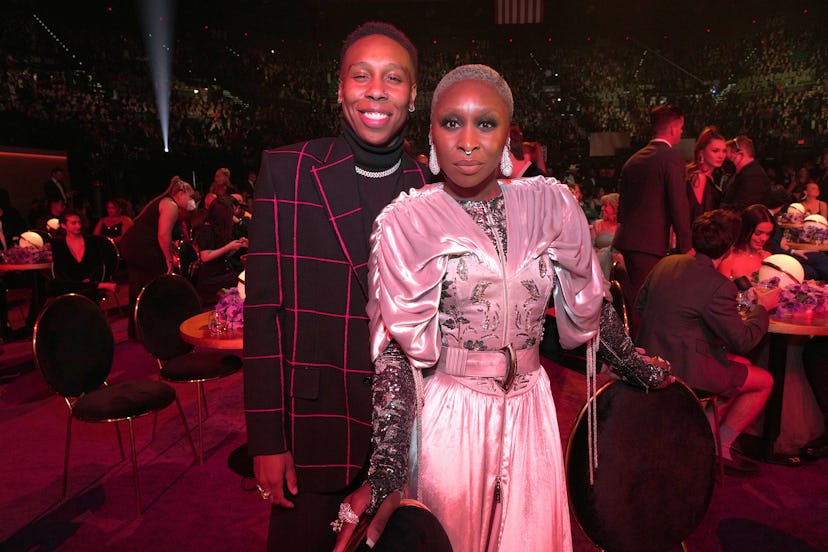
[215,287,244,330]
[796,225,828,245]
[758,276,828,319]
[1,244,52,264]
[779,211,805,224]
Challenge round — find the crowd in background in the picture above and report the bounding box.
[0,5,826,215]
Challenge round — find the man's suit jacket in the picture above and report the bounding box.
[243,135,429,494]
[613,141,692,255]
[44,178,68,203]
[721,160,771,211]
[635,254,769,395]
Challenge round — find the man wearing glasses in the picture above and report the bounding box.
[722,135,772,211]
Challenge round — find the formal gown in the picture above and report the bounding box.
[368,177,606,551]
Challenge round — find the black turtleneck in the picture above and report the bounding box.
[341,122,404,172]
[341,121,410,243]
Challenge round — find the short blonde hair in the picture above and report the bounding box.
[431,64,513,120]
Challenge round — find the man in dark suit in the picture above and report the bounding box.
[636,210,777,474]
[614,104,692,333]
[721,135,771,211]
[243,22,430,550]
[43,167,71,204]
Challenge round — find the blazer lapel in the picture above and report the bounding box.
[312,137,371,297]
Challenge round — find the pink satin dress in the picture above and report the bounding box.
[368,177,604,551]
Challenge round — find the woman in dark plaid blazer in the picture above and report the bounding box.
[243,22,431,551]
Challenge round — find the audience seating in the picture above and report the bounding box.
[33,293,197,514]
[134,274,242,463]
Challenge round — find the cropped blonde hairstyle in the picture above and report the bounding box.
[431,64,513,121]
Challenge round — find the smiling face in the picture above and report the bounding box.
[750,221,773,251]
[430,80,510,200]
[338,34,416,147]
[700,138,727,170]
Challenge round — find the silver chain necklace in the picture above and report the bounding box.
[354,159,401,179]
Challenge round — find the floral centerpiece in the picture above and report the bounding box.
[757,276,828,320]
[779,203,806,224]
[795,225,828,245]
[215,287,244,330]
[1,243,52,264]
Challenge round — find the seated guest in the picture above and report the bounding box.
[717,204,775,280]
[93,198,133,243]
[636,209,777,474]
[765,187,828,281]
[590,192,622,279]
[51,209,116,298]
[203,167,235,210]
[801,181,828,218]
[193,196,247,304]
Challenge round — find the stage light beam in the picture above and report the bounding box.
[139,0,174,153]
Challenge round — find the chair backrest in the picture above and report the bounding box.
[33,293,114,398]
[566,378,715,552]
[90,234,120,281]
[173,240,200,282]
[135,274,201,360]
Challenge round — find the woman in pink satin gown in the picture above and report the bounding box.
[333,65,668,552]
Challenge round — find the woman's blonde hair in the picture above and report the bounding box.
[431,64,513,120]
[165,175,194,196]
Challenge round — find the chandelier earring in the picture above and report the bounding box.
[500,138,513,177]
[428,138,441,175]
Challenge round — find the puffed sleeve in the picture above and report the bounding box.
[518,177,604,349]
[367,187,471,368]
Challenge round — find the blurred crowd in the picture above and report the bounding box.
[0,6,825,205]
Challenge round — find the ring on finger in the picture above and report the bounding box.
[330,502,359,533]
[256,484,272,500]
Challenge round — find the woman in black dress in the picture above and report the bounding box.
[120,176,196,336]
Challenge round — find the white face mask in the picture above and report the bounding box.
[186,198,197,211]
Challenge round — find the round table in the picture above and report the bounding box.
[179,311,242,350]
[179,312,249,476]
[0,262,52,272]
[0,262,53,330]
[762,315,828,459]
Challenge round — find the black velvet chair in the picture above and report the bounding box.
[345,499,452,552]
[92,234,122,311]
[33,293,197,514]
[134,274,242,463]
[566,378,716,552]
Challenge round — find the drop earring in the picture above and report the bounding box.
[429,138,440,175]
[500,138,513,177]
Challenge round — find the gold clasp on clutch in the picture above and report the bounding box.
[495,343,518,393]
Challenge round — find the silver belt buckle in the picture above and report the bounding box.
[495,343,518,393]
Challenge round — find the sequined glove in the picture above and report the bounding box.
[365,342,416,516]
[598,301,669,389]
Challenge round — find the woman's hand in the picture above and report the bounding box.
[332,485,401,551]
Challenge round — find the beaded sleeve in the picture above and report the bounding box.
[365,341,416,515]
[598,300,669,389]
